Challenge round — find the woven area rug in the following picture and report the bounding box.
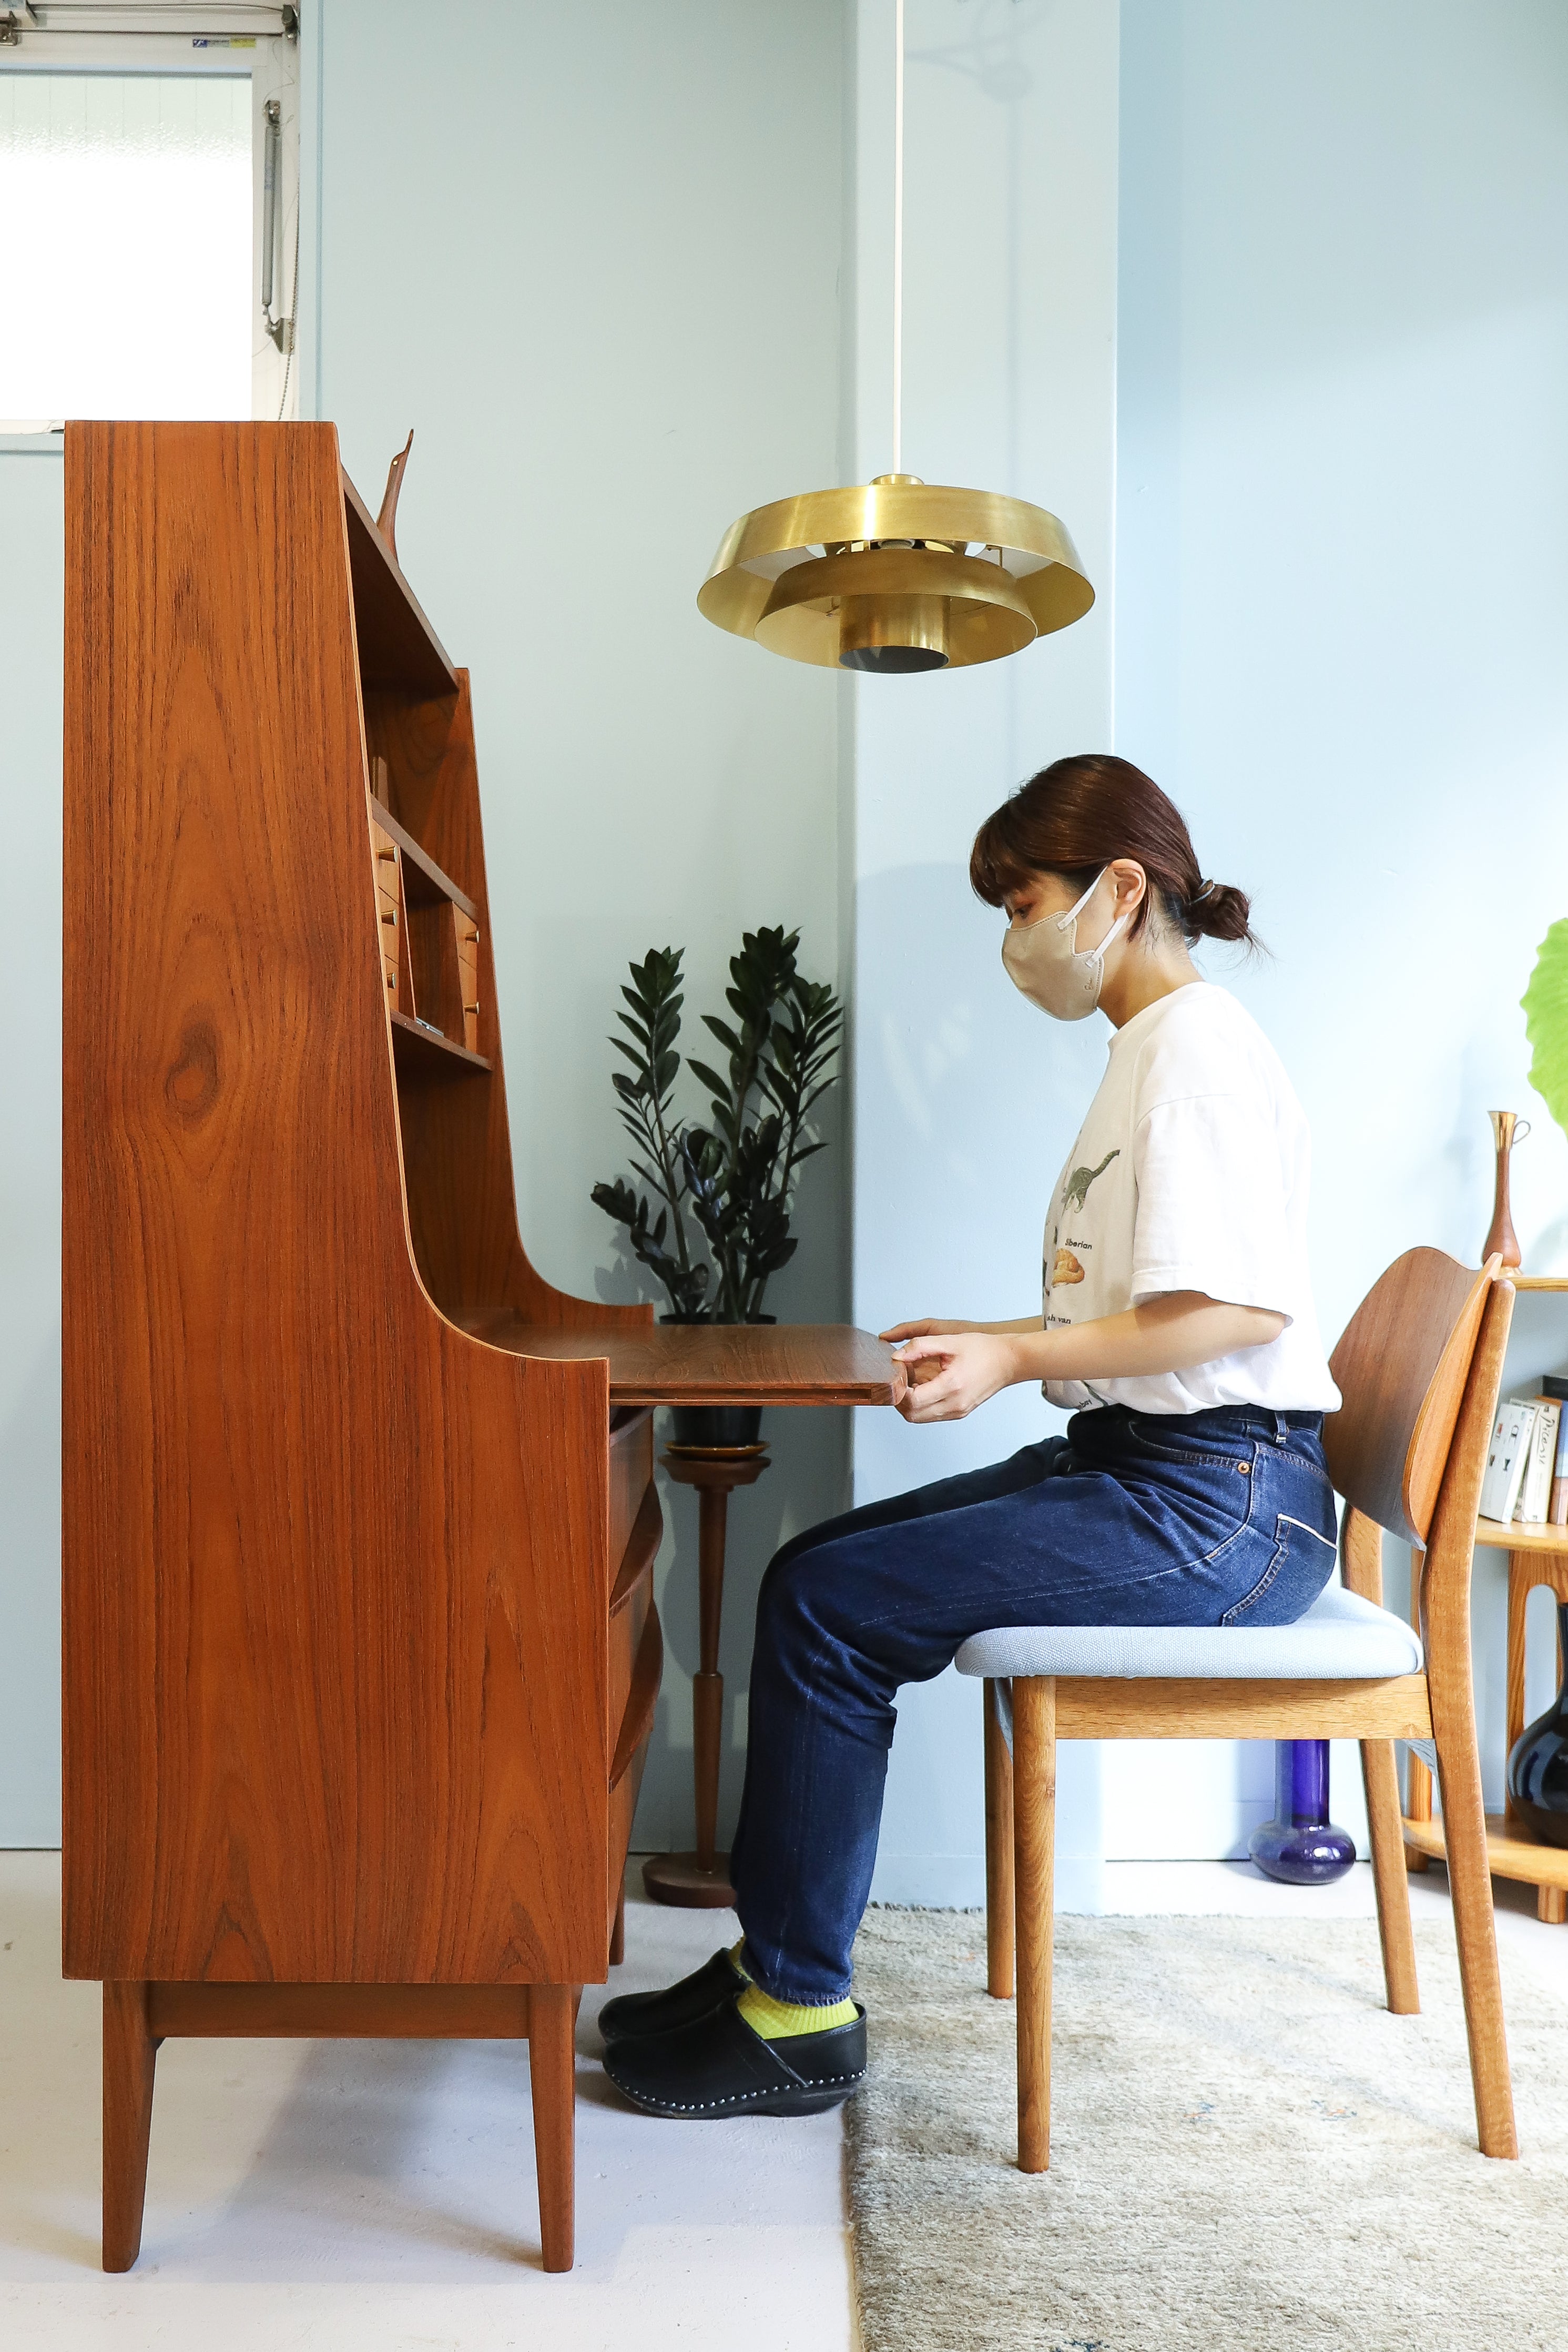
[847,1909,1568,2352]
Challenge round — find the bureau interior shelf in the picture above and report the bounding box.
[367,797,478,915]
[342,473,458,696]
[390,1008,491,1076]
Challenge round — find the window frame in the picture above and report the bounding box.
[0,12,304,434]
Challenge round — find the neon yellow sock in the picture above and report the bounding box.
[736,1976,858,2042]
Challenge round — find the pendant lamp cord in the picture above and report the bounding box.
[892,0,904,474]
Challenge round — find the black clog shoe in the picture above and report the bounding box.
[598,1947,747,2045]
[602,1992,867,2119]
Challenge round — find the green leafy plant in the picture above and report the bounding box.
[592,928,842,1323]
[1523,919,1568,1141]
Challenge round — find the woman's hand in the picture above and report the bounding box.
[891,1331,1023,1423]
[879,1316,977,1343]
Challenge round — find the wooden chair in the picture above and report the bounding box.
[955,1250,1518,2171]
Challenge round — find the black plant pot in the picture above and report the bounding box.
[669,1403,764,1449]
[1507,1599,1568,1849]
[660,1313,772,1450]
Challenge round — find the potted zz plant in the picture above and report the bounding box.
[592,926,842,1446]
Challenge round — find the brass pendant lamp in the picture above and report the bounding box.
[697,1,1093,676]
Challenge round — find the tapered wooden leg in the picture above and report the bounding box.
[693,1486,729,1873]
[1361,1739,1420,2013]
[984,1678,1015,1999]
[1405,1548,1431,1867]
[1538,1885,1567,1925]
[1012,1677,1055,2175]
[1426,1659,1518,2158]
[103,1982,157,2272]
[609,1882,626,1966]
[529,1984,578,2270]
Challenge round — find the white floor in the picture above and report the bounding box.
[5,1853,1568,2351]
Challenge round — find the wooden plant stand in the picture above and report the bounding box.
[642,1444,771,1909]
[1404,1273,1568,1922]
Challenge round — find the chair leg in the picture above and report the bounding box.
[984,1677,1015,2000]
[1428,1673,1519,2158]
[609,1883,626,1967]
[103,1982,157,2272]
[1012,1676,1055,2174]
[529,1983,578,2270]
[1361,1739,1420,2013]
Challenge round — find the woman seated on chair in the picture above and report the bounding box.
[602,753,1342,2122]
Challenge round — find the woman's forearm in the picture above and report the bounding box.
[887,1293,1288,1423]
[1004,1293,1285,1386]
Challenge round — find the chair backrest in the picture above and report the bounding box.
[1323,1248,1505,1545]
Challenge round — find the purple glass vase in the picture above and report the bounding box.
[1249,1739,1357,1884]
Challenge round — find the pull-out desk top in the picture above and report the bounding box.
[458,1316,900,1408]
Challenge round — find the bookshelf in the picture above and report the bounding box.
[1404,1273,1568,1919]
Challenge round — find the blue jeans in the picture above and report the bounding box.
[728,1404,1337,2004]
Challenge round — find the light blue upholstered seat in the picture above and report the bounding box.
[953,1580,1422,1683]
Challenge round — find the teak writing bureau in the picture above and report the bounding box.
[60,421,895,2273]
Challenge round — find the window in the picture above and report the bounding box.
[0,7,301,431]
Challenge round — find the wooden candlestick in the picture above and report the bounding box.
[1484,1110,1529,1270]
[642,1443,770,1909]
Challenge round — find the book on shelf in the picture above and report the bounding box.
[1515,1396,1561,1524]
[1480,1397,1536,1523]
[1542,1375,1568,1527]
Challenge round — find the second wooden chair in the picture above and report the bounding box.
[955,1249,1518,2171]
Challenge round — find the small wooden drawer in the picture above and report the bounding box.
[453,907,481,1053]
[370,817,406,1013]
[369,819,401,877]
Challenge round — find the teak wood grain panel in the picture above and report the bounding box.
[61,424,612,1989]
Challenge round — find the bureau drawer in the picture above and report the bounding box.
[611,1601,662,1795]
[609,1405,653,1569]
[609,1482,661,1755]
[608,1718,653,1948]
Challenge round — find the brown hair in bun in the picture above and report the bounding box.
[970,753,1258,948]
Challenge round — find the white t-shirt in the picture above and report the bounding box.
[1041,982,1341,1416]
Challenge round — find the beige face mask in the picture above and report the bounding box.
[1001,868,1128,1021]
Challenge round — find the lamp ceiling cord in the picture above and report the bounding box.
[892,0,903,477]
[697,0,1095,672]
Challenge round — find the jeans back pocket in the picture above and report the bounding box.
[1220,1513,1338,1627]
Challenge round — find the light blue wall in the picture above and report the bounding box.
[10,2,1568,1871]
[1116,0,1568,1835]
[845,0,1121,1904]
[314,0,849,1854]
[0,449,63,1844]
